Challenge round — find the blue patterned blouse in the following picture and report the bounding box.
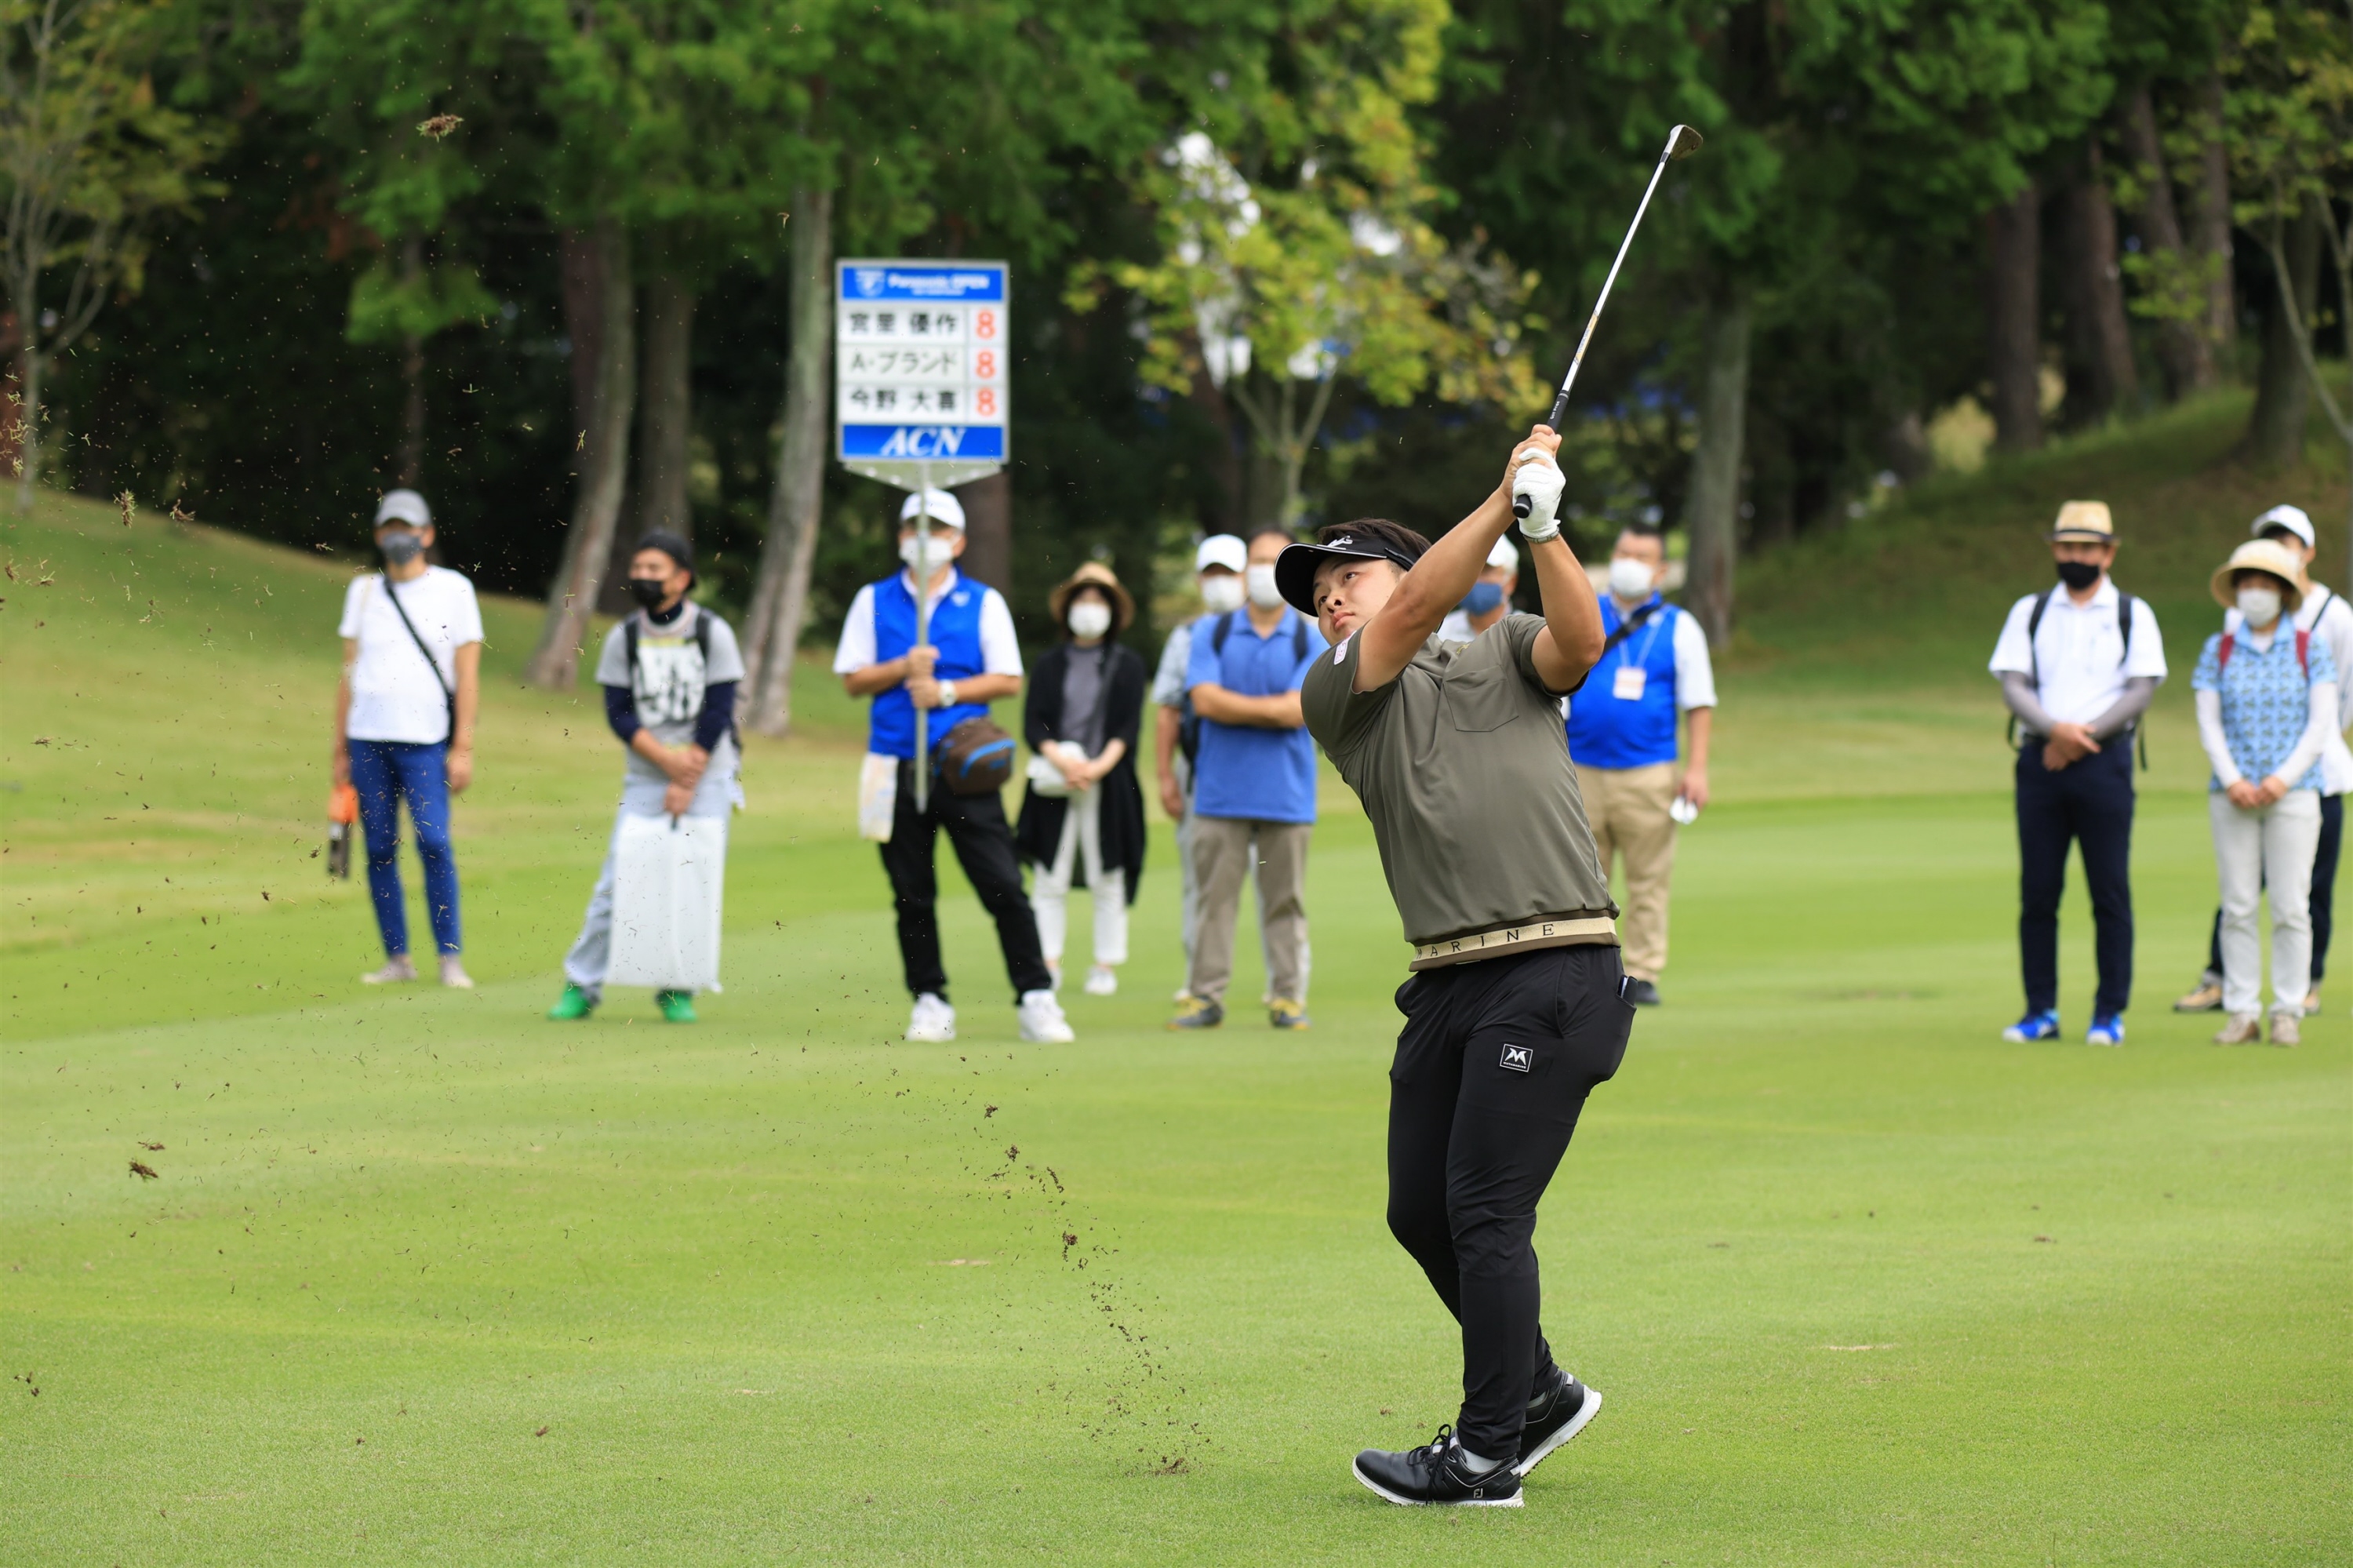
[2192,628,2337,791]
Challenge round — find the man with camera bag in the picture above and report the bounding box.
[835,489,1073,1046]
[1281,425,1623,1508]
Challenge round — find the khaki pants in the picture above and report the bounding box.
[1579,761,1678,980]
[1187,817,1311,1005]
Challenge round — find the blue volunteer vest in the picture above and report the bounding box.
[867,570,993,761]
[1566,594,1682,770]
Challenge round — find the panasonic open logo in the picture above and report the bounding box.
[853,267,888,296]
[1500,1044,1533,1073]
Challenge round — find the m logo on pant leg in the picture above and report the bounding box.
[1499,1044,1533,1073]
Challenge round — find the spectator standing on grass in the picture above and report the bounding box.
[1017,563,1147,997]
[547,533,740,1025]
[835,489,1073,1046]
[1562,522,1714,1007]
[2174,504,2353,1017]
[1438,535,1520,642]
[1172,526,1327,1031]
[1152,533,1248,994]
[1988,501,2166,1047]
[333,489,482,989]
[2193,539,2339,1048]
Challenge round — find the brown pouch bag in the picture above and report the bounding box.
[935,716,1017,795]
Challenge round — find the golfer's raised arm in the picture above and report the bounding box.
[1525,505,1605,693]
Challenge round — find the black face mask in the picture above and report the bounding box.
[626,577,670,610]
[2055,559,2102,592]
[379,531,424,566]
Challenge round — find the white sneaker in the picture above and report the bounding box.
[905,992,957,1042]
[1084,965,1118,997]
[1017,988,1075,1043]
[360,956,418,985]
[438,956,475,989]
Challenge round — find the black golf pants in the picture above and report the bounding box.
[2016,742,2135,1017]
[1386,944,1634,1460]
[878,759,1053,1002]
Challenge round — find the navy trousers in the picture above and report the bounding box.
[2016,740,2134,1017]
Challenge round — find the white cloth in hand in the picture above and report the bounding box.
[1513,453,1566,540]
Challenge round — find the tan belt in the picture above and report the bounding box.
[1408,915,1619,970]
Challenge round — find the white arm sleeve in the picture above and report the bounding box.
[831,584,879,675]
[977,588,1024,677]
[1671,611,1716,709]
[2196,689,2242,788]
[2273,680,2340,786]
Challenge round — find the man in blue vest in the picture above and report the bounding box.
[835,489,1073,1045]
[1565,522,1715,1007]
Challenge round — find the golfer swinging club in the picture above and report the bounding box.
[1282,424,1626,1507]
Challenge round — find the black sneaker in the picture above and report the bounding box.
[1514,1368,1602,1478]
[1352,1425,1523,1508]
[1624,978,1661,1007]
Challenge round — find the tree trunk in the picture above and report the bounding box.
[526,219,636,689]
[1683,283,1751,649]
[2189,71,2236,368]
[2244,203,2323,471]
[1184,343,1246,535]
[955,469,1013,597]
[396,234,425,486]
[2060,144,2137,427]
[595,269,696,614]
[559,228,602,447]
[1985,182,2044,453]
[11,345,39,514]
[740,183,834,736]
[2120,83,2214,397]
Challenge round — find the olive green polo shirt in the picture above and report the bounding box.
[1300,613,1617,968]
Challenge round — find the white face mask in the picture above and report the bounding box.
[899,534,957,573]
[1608,555,1656,602]
[2238,584,2283,628]
[1245,562,1283,609]
[1067,600,1112,640]
[1199,573,1245,615]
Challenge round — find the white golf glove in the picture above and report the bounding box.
[1512,451,1566,540]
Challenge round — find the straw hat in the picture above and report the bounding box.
[2048,500,2115,542]
[2210,538,2308,613]
[1047,561,1136,637]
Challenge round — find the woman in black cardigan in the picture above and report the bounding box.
[1016,562,1149,996]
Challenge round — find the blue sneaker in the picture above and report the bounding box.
[2002,1009,2060,1042]
[2086,1013,2125,1046]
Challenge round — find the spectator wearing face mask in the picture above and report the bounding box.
[2175,504,2353,1017]
[1988,501,2166,1047]
[1562,522,1715,1008]
[1172,525,1328,1030]
[835,489,1072,1046]
[1152,534,1249,992]
[333,489,483,988]
[547,533,742,1024]
[2193,539,2339,1046]
[1018,564,1148,997]
[1438,535,1520,642]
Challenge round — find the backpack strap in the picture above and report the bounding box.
[2218,630,2235,671]
[2115,591,2133,664]
[1291,612,1308,663]
[1211,609,1237,656]
[2298,627,2311,678]
[2024,588,2054,693]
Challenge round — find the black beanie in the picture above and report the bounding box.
[634,530,695,579]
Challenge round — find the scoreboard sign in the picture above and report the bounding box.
[835,259,1008,489]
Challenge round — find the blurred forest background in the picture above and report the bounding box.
[4,0,2347,729]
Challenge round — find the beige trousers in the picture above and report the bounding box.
[1187,817,1311,1005]
[1579,761,1678,980]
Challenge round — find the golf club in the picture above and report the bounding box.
[1516,122,1704,518]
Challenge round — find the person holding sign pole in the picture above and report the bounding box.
[835,489,1074,1045]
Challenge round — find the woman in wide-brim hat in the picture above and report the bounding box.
[1017,562,1147,996]
[2193,537,2339,1045]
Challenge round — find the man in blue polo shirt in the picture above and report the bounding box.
[1566,521,1715,1007]
[1173,526,1327,1029]
[835,489,1072,1046]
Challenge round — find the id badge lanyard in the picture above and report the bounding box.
[1612,606,1666,701]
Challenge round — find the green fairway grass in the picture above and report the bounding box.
[5,402,2348,1565]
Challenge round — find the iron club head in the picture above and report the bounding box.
[1666,124,1704,161]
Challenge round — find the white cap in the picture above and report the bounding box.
[1486,536,1520,573]
[899,489,966,530]
[374,489,431,529]
[1195,533,1247,574]
[2252,504,2315,551]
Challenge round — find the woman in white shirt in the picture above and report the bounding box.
[333,490,483,988]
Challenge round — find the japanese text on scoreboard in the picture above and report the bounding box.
[835,260,1007,470]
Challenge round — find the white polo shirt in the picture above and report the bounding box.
[1988,577,2166,723]
[2223,584,2353,793]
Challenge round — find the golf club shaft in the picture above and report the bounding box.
[1518,130,1685,517]
[912,459,932,814]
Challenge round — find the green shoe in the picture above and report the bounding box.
[656,989,698,1024]
[547,983,596,1021]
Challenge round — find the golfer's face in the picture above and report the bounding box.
[1314,558,1398,643]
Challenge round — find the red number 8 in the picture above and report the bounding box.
[977,388,996,416]
[976,310,996,338]
[976,351,995,378]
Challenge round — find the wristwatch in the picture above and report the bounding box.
[938,678,958,708]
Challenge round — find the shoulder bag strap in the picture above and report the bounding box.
[1600,598,1661,657]
[380,574,456,735]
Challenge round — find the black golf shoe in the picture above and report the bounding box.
[1352,1425,1523,1507]
[1514,1367,1602,1477]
